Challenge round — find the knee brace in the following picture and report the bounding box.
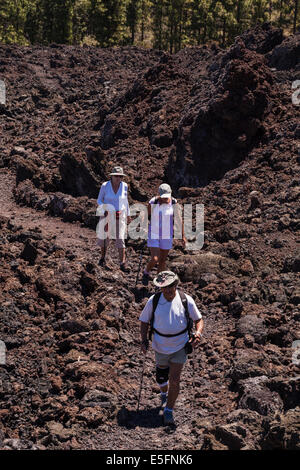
[156,366,169,386]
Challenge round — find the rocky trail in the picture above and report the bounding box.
[0,167,236,450]
[0,169,95,255]
[0,24,300,450]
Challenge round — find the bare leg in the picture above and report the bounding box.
[98,238,108,259]
[166,362,184,409]
[116,217,126,265]
[158,249,170,273]
[118,247,125,264]
[146,247,160,273]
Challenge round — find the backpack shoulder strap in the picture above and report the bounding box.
[178,290,193,338]
[149,292,161,340]
[178,290,188,314]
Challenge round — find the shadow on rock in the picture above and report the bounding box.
[133,286,150,303]
[117,405,164,429]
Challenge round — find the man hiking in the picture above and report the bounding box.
[139,271,204,426]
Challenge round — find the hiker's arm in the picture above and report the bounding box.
[96,184,106,216]
[140,321,149,342]
[192,319,204,347]
[126,186,131,223]
[174,203,186,247]
[195,318,204,334]
[136,203,151,240]
[147,203,152,220]
[140,321,149,354]
[181,211,187,247]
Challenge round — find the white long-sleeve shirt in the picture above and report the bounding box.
[97,180,130,216]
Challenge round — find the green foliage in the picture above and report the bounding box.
[73,0,90,44]
[0,0,31,44]
[0,0,298,48]
[126,0,143,43]
[88,0,129,46]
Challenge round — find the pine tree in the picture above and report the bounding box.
[89,0,128,47]
[126,0,142,44]
[189,0,211,44]
[72,0,90,44]
[24,0,43,44]
[0,0,30,44]
[52,0,73,43]
[140,0,151,43]
[250,0,269,25]
[151,0,164,49]
[293,0,299,32]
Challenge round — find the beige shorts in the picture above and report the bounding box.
[155,347,187,366]
[96,213,126,249]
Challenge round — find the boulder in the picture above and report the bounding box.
[262,407,300,449]
[236,315,268,344]
[227,349,267,382]
[238,376,284,416]
[268,33,300,70]
[46,421,74,442]
[170,252,237,282]
[20,240,38,265]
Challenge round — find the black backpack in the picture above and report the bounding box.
[148,290,193,341]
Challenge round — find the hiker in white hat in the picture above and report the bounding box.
[142,183,186,286]
[96,166,131,272]
[139,271,204,426]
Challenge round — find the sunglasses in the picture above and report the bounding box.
[162,282,177,290]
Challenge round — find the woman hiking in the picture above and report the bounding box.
[142,183,186,286]
[96,166,131,272]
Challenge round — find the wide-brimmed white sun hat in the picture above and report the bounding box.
[109,166,126,177]
[153,271,179,288]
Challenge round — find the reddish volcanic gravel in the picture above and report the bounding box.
[0,24,299,450]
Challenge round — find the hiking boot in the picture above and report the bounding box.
[142,272,150,286]
[160,393,168,407]
[120,262,129,273]
[163,408,175,426]
[98,257,106,267]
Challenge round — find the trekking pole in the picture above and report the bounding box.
[186,333,196,416]
[135,241,146,289]
[137,354,147,412]
[103,211,108,260]
[191,342,196,411]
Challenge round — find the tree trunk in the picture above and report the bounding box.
[178,5,183,52]
[279,0,283,27]
[294,0,299,33]
[237,0,241,24]
[141,0,144,42]
[203,21,207,42]
[269,0,273,22]
[198,27,201,45]
[222,17,226,47]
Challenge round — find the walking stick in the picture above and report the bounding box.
[137,354,147,412]
[135,241,146,289]
[191,343,196,410]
